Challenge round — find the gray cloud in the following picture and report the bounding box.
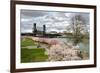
[20,9,89,33]
[21,9,47,17]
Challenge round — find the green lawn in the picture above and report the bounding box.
[21,48,48,63]
[21,38,48,63]
[21,38,35,47]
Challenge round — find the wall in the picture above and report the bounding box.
[0,0,100,73]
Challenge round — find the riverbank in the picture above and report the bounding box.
[26,36,83,61]
[21,36,89,62]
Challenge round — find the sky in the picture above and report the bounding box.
[20,9,90,33]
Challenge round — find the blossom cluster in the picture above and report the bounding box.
[45,42,82,61]
[29,36,82,61]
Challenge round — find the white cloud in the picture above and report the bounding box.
[21,28,32,33]
[21,10,89,33]
[65,13,72,17]
[21,18,32,22]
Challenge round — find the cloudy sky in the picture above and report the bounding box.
[20,9,89,33]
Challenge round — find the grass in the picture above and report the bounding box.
[21,38,48,63]
[21,48,48,63]
[21,38,35,47]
